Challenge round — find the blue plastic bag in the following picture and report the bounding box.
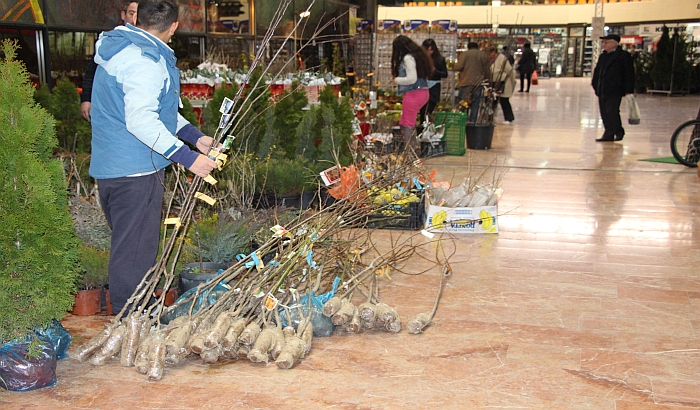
[36,320,71,360]
[278,277,340,337]
[160,280,230,324]
[0,339,57,391]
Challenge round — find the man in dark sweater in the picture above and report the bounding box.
[591,34,635,142]
[517,43,536,92]
[80,1,138,121]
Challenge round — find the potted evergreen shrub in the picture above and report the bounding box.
[72,245,109,316]
[0,40,80,388]
[178,213,250,293]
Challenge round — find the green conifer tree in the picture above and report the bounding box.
[0,40,80,343]
[179,97,201,128]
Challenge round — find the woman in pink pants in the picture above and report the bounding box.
[391,35,433,150]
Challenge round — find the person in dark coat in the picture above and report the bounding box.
[517,43,536,92]
[80,1,138,121]
[591,34,635,141]
[419,38,448,125]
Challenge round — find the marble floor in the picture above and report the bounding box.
[3,78,700,409]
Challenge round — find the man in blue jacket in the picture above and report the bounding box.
[89,0,218,314]
[591,34,635,142]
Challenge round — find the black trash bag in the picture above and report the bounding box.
[0,339,57,391]
[36,320,71,360]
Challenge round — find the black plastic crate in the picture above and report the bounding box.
[419,140,447,158]
[372,141,394,154]
[364,194,426,230]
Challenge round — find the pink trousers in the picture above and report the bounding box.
[399,88,429,127]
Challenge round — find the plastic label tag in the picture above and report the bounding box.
[375,265,392,280]
[163,217,181,229]
[194,192,216,205]
[263,293,278,311]
[320,165,341,186]
[204,175,217,185]
[421,229,434,239]
[219,97,233,114]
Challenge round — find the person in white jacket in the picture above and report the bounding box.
[489,46,516,124]
[89,0,218,314]
[391,35,433,149]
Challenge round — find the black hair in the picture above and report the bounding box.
[136,0,178,32]
[422,38,444,62]
[122,0,138,11]
[467,42,478,50]
[524,43,531,49]
[391,35,434,79]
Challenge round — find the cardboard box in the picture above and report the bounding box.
[424,204,498,233]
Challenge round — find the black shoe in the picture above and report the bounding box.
[596,137,614,142]
[518,90,524,92]
[526,90,530,92]
[615,134,624,141]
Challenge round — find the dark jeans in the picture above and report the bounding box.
[98,170,165,313]
[519,71,532,92]
[419,84,441,125]
[498,97,514,121]
[598,95,624,139]
[458,85,483,123]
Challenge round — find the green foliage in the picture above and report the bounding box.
[179,97,200,128]
[77,245,109,290]
[273,82,308,159]
[186,214,250,264]
[255,157,316,195]
[315,85,354,166]
[295,105,318,160]
[0,40,80,343]
[256,110,278,160]
[331,42,345,78]
[204,83,239,136]
[230,69,271,153]
[35,77,91,153]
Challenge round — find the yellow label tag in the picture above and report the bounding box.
[263,293,278,311]
[375,265,392,280]
[203,175,217,185]
[216,157,227,170]
[194,192,216,205]
[163,217,182,229]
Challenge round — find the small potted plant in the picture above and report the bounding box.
[255,156,317,209]
[73,245,109,316]
[178,213,250,293]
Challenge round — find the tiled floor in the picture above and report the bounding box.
[3,78,700,409]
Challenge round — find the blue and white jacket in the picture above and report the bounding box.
[89,24,203,179]
[394,54,429,95]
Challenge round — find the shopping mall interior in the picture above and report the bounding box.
[2,0,700,408]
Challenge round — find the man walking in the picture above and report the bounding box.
[89,0,218,313]
[455,42,491,123]
[591,34,635,142]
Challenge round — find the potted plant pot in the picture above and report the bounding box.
[155,288,178,306]
[466,124,495,150]
[178,262,230,294]
[72,288,102,316]
[103,288,113,315]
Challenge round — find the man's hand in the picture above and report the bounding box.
[195,135,222,154]
[188,154,218,178]
[80,101,91,121]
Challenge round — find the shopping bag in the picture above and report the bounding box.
[531,70,539,85]
[627,94,641,125]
